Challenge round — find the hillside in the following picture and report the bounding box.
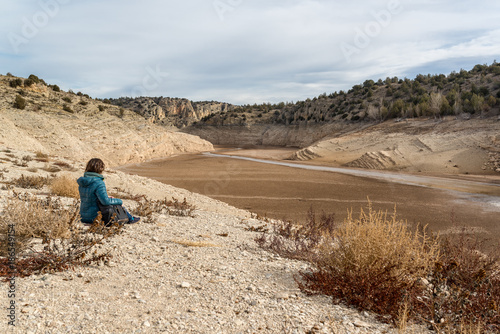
[113,62,500,129]
[0,74,213,167]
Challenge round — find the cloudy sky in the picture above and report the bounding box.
[1,0,499,105]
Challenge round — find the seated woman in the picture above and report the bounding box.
[77,158,140,225]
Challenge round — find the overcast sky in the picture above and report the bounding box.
[1,0,499,105]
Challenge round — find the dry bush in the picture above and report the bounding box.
[256,203,500,332]
[134,196,196,223]
[11,174,50,189]
[35,151,49,162]
[50,175,79,198]
[0,195,73,256]
[297,204,440,322]
[256,206,335,261]
[53,161,74,170]
[0,194,122,277]
[419,227,500,333]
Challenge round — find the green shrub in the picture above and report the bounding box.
[62,96,72,103]
[13,95,27,109]
[28,74,40,83]
[9,78,23,88]
[24,78,35,87]
[50,84,61,92]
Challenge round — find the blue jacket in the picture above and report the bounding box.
[77,172,123,223]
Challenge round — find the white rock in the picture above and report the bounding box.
[353,320,371,328]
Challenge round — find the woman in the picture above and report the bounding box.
[77,158,140,224]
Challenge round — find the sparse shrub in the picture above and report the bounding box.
[13,95,26,109]
[11,174,50,189]
[35,151,49,162]
[50,175,79,198]
[257,203,500,332]
[256,207,335,261]
[295,204,439,322]
[134,197,196,223]
[98,105,106,112]
[49,84,60,92]
[53,161,73,170]
[79,100,88,106]
[62,96,72,103]
[24,78,35,87]
[63,104,73,113]
[420,227,500,333]
[9,78,23,88]
[0,194,123,277]
[28,74,40,84]
[22,155,33,162]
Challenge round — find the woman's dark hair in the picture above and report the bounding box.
[85,158,105,174]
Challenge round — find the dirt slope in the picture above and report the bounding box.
[289,117,500,175]
[0,75,213,166]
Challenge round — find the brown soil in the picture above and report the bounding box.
[118,147,500,245]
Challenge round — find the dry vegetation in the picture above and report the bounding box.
[256,203,500,333]
[134,196,196,223]
[50,174,80,198]
[0,193,122,278]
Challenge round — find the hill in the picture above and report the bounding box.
[111,62,500,128]
[0,74,213,167]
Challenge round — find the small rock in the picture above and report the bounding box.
[275,292,289,300]
[142,320,151,327]
[353,320,371,328]
[180,282,191,289]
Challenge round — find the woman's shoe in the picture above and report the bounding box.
[128,217,141,224]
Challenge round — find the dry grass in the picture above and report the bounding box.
[0,194,74,256]
[35,151,49,162]
[298,203,439,321]
[134,196,196,223]
[11,174,50,189]
[50,174,79,198]
[0,194,122,277]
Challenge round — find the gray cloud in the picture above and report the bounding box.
[1,0,499,105]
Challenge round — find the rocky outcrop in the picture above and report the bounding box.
[109,97,232,127]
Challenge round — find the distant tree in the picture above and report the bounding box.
[470,94,485,114]
[429,92,443,117]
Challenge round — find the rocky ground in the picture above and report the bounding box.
[0,148,434,334]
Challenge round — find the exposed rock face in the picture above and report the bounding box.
[109,97,232,127]
[184,123,372,148]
